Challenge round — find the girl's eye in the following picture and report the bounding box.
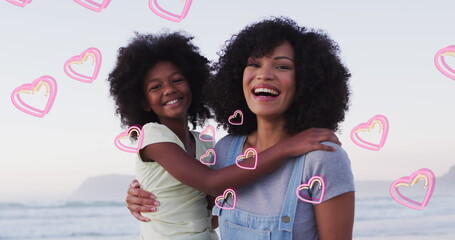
[247,63,260,68]
[149,85,161,91]
[172,78,184,83]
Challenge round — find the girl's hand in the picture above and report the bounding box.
[126,179,160,222]
[280,128,341,157]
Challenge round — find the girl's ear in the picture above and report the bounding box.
[142,101,151,112]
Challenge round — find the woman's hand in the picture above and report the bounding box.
[279,128,341,157]
[126,179,160,222]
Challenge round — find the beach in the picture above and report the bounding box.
[354,235,455,240]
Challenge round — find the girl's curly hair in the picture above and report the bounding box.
[108,31,211,129]
[206,17,351,135]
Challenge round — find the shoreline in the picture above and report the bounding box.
[354,234,455,240]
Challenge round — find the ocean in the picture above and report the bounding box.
[0,201,138,240]
[1,194,454,240]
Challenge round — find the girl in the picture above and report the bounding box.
[109,31,341,239]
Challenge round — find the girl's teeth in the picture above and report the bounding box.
[166,99,179,105]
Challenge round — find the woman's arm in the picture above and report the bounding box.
[305,142,355,240]
[314,191,355,240]
[126,179,159,222]
[140,128,340,197]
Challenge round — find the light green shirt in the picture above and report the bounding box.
[136,122,218,240]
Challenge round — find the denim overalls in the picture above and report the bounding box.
[213,135,305,240]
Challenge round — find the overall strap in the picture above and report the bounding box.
[226,135,247,166]
[212,135,246,216]
[278,154,306,232]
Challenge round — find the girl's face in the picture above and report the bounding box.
[143,61,192,122]
[242,41,296,119]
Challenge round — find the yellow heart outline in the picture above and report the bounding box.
[16,81,51,97]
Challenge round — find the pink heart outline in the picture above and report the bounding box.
[5,0,32,7]
[389,168,436,210]
[235,147,258,170]
[63,47,102,83]
[215,188,237,210]
[228,110,243,125]
[148,0,192,22]
[114,126,144,153]
[73,0,111,12]
[199,148,216,166]
[10,75,58,118]
[295,176,326,204]
[198,125,215,142]
[434,45,455,81]
[350,114,389,151]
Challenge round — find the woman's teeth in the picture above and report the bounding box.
[254,88,279,96]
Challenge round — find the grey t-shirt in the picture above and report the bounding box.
[212,135,355,239]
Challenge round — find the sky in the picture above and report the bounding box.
[1,0,454,202]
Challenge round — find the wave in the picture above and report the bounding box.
[0,232,136,240]
[355,194,455,222]
[0,203,139,239]
[0,200,125,209]
[65,200,125,207]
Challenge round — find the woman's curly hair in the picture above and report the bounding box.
[206,17,351,135]
[108,31,211,129]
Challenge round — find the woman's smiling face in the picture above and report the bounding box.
[242,41,296,119]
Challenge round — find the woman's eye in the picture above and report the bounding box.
[172,78,183,83]
[247,63,260,68]
[276,64,293,70]
[276,65,290,70]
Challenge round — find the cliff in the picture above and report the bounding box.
[68,174,134,202]
[68,165,454,201]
